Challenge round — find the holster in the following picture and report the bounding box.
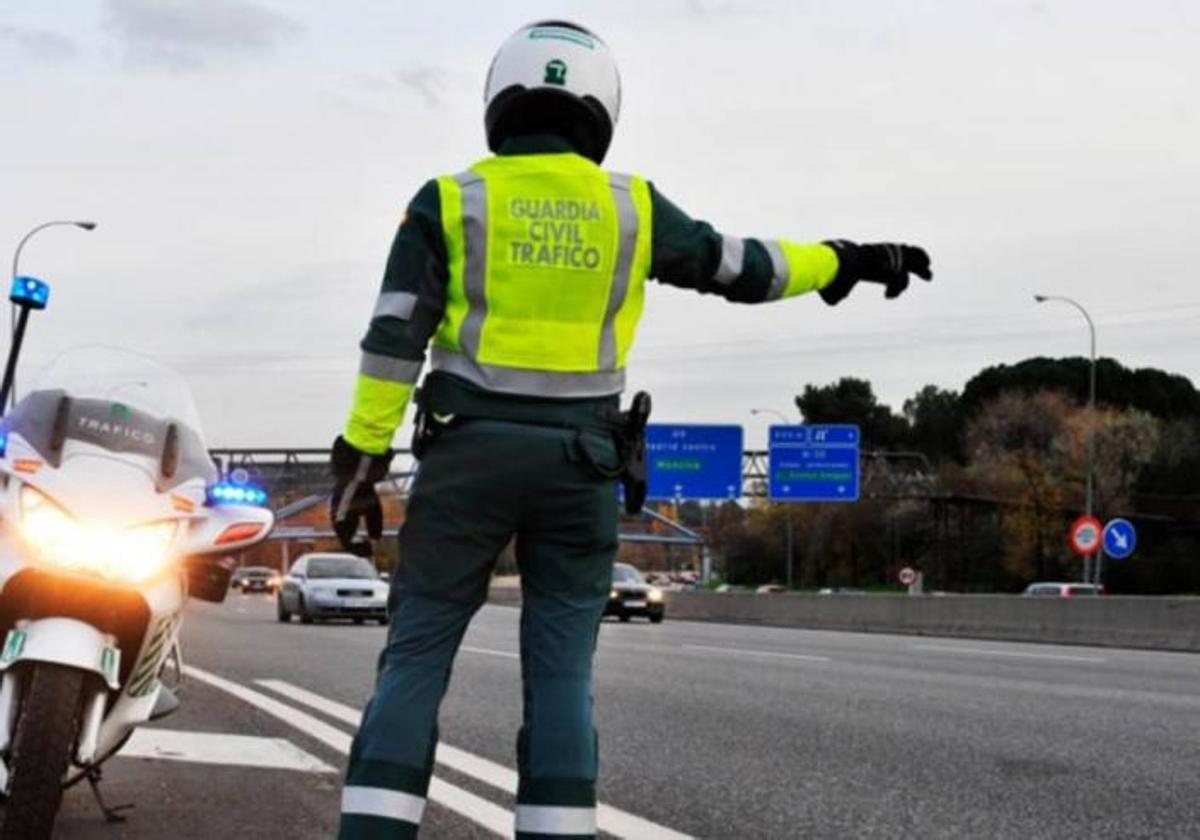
[410,387,453,461]
[617,391,652,515]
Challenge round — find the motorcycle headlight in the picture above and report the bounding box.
[20,487,177,584]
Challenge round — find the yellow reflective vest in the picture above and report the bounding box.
[432,153,652,398]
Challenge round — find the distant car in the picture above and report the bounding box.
[277,553,389,625]
[231,566,280,594]
[755,584,787,594]
[817,587,866,596]
[1023,582,1105,598]
[605,563,664,623]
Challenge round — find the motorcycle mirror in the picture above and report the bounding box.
[161,423,180,479]
[46,394,72,467]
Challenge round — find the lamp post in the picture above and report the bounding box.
[8,220,97,406]
[750,407,790,425]
[752,407,796,589]
[1034,294,1097,583]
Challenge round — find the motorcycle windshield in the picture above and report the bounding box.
[2,347,215,489]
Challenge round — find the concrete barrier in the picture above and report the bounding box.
[487,588,1200,652]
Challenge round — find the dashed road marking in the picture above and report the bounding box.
[682,644,831,663]
[119,727,334,773]
[256,679,694,840]
[911,644,1107,663]
[184,666,512,836]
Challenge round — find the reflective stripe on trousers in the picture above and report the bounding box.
[341,786,426,826]
[516,804,597,836]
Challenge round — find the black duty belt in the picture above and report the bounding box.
[410,379,652,515]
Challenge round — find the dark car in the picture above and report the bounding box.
[604,563,664,623]
[231,565,279,594]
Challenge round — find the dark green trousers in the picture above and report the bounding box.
[339,420,619,839]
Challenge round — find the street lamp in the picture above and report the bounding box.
[11,220,97,281]
[1034,294,1097,583]
[750,407,791,425]
[751,407,797,589]
[8,220,97,406]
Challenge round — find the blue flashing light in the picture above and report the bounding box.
[206,481,269,508]
[10,276,50,311]
[0,431,7,458]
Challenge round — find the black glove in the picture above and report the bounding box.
[819,240,933,305]
[330,435,393,554]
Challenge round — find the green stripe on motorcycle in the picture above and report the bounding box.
[0,629,27,665]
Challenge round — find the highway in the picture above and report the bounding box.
[55,595,1200,839]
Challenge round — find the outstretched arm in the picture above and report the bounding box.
[649,184,931,305]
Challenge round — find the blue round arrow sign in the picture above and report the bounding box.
[1102,518,1137,560]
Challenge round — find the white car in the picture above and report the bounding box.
[277,553,389,624]
[1022,582,1105,598]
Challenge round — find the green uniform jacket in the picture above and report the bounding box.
[345,135,839,454]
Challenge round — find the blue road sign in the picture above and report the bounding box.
[1102,518,1137,559]
[646,424,744,501]
[768,424,860,502]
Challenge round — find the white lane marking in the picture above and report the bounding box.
[682,644,831,663]
[256,679,694,840]
[460,645,519,660]
[184,666,511,837]
[119,727,334,773]
[426,778,511,835]
[911,644,1107,663]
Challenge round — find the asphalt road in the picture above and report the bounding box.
[55,593,1200,839]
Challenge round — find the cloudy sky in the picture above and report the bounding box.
[2,0,1198,447]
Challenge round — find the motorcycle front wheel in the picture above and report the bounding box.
[2,664,85,840]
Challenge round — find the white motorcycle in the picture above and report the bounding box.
[0,347,273,838]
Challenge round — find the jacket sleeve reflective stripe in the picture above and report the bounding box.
[713,234,745,285]
[343,373,415,455]
[762,240,790,300]
[360,180,447,361]
[360,351,423,384]
[647,183,840,303]
[372,291,418,320]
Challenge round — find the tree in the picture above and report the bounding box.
[795,377,909,450]
[961,357,1200,421]
[903,385,963,463]
[1137,420,1200,496]
[965,391,1074,580]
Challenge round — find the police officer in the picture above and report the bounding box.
[331,20,931,839]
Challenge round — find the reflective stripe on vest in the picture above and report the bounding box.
[434,154,651,398]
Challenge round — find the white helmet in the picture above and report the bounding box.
[484,21,621,163]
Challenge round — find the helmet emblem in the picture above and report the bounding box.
[544,59,567,86]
